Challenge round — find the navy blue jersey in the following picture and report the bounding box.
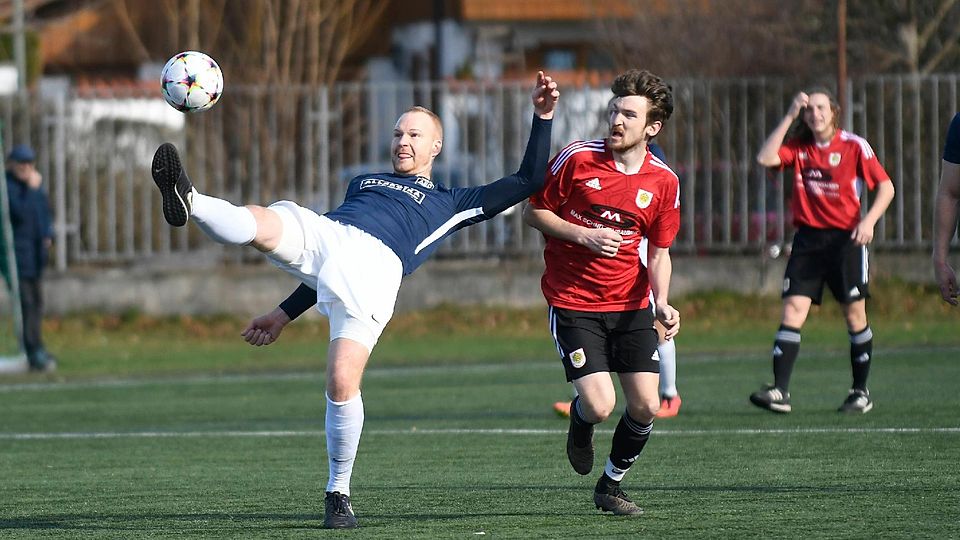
[648,143,666,162]
[279,115,552,318]
[326,172,511,275]
[944,113,960,164]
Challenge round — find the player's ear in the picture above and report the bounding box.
[645,120,662,139]
[432,139,443,158]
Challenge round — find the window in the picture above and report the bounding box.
[543,49,576,71]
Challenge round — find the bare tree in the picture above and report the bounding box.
[596,0,832,79]
[108,0,385,85]
[598,0,960,78]
[847,0,960,74]
[104,0,389,200]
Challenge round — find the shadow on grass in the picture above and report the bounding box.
[0,513,321,531]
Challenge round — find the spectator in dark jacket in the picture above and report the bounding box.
[3,144,56,371]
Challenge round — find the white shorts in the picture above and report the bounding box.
[265,201,403,352]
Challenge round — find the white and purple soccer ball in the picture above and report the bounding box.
[160,51,223,113]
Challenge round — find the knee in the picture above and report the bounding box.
[246,205,283,251]
[326,379,358,403]
[579,398,616,423]
[844,312,867,331]
[781,298,811,328]
[325,365,361,402]
[843,303,868,332]
[628,397,660,423]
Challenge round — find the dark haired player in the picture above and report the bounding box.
[751,89,894,414]
[525,69,680,516]
[150,72,559,529]
[551,144,683,420]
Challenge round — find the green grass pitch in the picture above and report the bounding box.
[2,345,959,537]
[0,283,959,538]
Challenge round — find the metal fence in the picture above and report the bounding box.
[3,74,957,271]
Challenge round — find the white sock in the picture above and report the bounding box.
[190,191,257,245]
[604,458,627,482]
[325,392,364,495]
[658,339,678,398]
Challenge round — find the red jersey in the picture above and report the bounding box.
[529,140,681,312]
[778,130,891,230]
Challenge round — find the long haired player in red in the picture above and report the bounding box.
[751,88,895,414]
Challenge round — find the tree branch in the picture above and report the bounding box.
[918,0,958,46]
[921,18,960,73]
[110,0,150,61]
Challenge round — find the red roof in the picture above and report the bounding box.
[460,0,637,21]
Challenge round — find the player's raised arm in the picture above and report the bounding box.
[469,71,558,218]
[757,92,807,168]
[533,70,560,120]
[514,71,558,185]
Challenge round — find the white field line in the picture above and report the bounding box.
[2,427,960,441]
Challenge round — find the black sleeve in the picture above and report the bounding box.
[476,115,553,217]
[278,282,317,320]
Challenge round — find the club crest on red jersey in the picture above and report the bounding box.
[636,189,654,209]
[829,152,842,167]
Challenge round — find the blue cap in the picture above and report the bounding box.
[8,144,35,163]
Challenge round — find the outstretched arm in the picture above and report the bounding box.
[474,71,558,218]
[934,160,960,305]
[531,70,559,120]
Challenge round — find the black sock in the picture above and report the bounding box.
[850,326,873,391]
[773,325,801,392]
[570,396,595,447]
[608,411,653,475]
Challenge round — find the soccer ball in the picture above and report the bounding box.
[160,51,223,113]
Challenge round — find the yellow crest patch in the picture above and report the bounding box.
[569,348,587,369]
[636,189,654,209]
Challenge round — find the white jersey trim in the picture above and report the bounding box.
[648,154,681,208]
[550,139,606,175]
[840,130,876,159]
[414,207,484,254]
[649,154,679,181]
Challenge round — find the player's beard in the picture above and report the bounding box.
[608,132,644,153]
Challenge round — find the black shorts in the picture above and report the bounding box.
[783,226,870,305]
[548,306,660,382]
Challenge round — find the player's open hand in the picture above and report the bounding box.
[532,71,559,120]
[935,261,959,305]
[655,302,681,339]
[241,307,291,346]
[582,227,622,257]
